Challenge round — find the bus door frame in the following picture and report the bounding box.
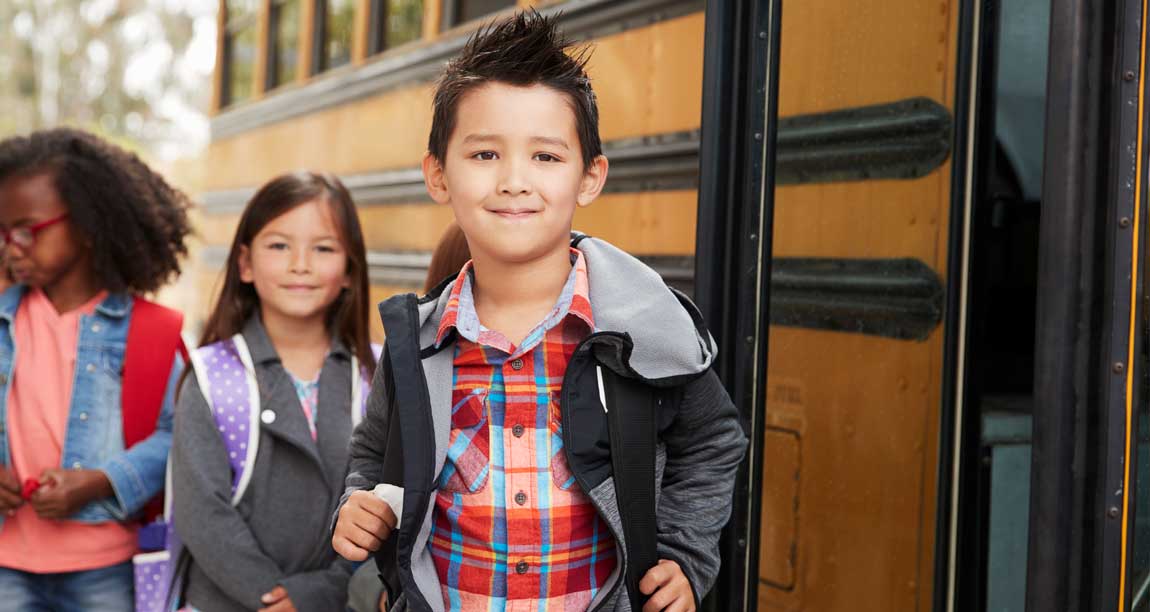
[1024,0,1144,609]
[693,0,780,610]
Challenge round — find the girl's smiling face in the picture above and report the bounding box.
[238,199,351,325]
[0,172,91,292]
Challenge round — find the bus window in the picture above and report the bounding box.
[268,0,301,89]
[369,0,423,54]
[449,0,515,27]
[319,0,357,72]
[758,0,960,608]
[222,0,258,107]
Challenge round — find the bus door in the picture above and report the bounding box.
[694,0,1150,610]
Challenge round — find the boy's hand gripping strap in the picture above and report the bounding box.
[600,365,659,609]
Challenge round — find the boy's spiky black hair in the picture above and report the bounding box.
[428,9,602,167]
[0,127,192,293]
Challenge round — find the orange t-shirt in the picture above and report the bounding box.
[0,288,138,572]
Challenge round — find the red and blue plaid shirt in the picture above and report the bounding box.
[428,249,617,611]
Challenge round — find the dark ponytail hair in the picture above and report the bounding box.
[198,171,375,376]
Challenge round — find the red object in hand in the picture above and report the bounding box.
[20,478,40,500]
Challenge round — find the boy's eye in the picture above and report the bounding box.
[534,153,561,163]
[267,242,289,251]
[315,245,337,253]
[472,151,498,161]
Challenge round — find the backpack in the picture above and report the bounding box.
[122,298,186,522]
[132,334,379,612]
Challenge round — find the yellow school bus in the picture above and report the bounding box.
[186,0,706,345]
[185,0,1150,610]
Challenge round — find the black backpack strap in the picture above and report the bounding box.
[601,365,659,609]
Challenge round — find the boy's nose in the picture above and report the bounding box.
[498,161,532,196]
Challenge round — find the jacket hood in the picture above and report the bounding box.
[402,234,716,382]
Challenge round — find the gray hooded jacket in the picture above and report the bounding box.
[339,235,747,611]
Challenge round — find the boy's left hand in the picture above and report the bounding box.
[640,559,695,612]
[29,469,112,519]
[259,586,297,612]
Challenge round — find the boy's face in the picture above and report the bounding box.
[423,82,608,267]
[0,172,89,291]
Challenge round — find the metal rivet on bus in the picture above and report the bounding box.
[1120,217,1131,228]
[1125,70,1136,81]
[758,31,767,39]
[1114,362,1126,374]
[1109,506,1121,518]
[737,538,747,548]
[750,233,758,241]
[754,132,763,141]
[745,336,754,344]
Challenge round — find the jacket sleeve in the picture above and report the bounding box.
[279,556,355,611]
[99,353,183,519]
[656,369,748,605]
[333,351,395,534]
[172,371,285,609]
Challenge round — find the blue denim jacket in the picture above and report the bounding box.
[0,285,181,525]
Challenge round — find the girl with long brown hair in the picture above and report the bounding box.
[170,171,377,611]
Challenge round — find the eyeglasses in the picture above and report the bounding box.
[0,213,69,251]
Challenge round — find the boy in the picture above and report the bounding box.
[332,11,746,612]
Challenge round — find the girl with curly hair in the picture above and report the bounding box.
[0,127,191,610]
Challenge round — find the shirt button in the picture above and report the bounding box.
[512,424,525,438]
[71,462,82,469]
[79,412,88,421]
[86,363,96,373]
[515,491,527,506]
[516,561,529,575]
[510,358,524,371]
[91,324,102,333]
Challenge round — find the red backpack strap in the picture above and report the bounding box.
[122,297,185,450]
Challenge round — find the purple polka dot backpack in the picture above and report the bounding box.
[131,334,379,612]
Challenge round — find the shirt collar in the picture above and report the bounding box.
[435,248,594,348]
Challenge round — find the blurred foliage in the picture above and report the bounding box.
[0,0,214,158]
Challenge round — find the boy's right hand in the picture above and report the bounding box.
[333,490,396,561]
[0,468,22,514]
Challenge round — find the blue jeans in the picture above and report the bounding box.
[0,562,134,611]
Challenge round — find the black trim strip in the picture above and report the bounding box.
[769,258,944,341]
[200,246,941,340]
[196,132,702,213]
[776,97,953,184]
[211,0,705,139]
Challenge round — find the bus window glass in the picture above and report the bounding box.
[759,0,960,609]
[452,0,514,26]
[224,18,257,106]
[323,0,356,71]
[371,0,423,54]
[269,0,301,89]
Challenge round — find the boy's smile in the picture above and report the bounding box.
[423,82,608,267]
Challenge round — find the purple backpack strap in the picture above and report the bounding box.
[350,343,383,428]
[187,335,261,504]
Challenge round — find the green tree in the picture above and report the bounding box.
[0,0,216,159]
